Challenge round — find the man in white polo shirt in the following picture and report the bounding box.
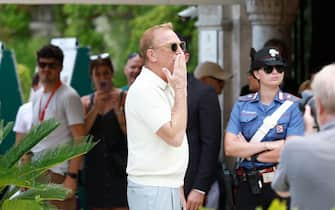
[125,22,189,210]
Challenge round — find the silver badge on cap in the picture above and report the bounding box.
[269,49,279,57]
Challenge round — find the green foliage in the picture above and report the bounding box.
[253,199,287,210]
[0,120,14,145]
[0,5,31,40]
[1,5,198,96]
[0,119,95,210]
[2,199,46,210]
[199,207,214,210]
[268,199,287,210]
[16,64,32,102]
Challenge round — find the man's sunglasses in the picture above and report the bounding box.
[90,53,110,61]
[153,41,186,53]
[263,65,285,74]
[38,61,60,69]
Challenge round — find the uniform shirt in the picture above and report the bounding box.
[226,90,304,169]
[125,67,189,188]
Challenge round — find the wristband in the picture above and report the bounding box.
[65,172,78,179]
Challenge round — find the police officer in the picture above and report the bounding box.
[224,47,304,210]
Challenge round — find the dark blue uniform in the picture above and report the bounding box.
[226,90,304,210]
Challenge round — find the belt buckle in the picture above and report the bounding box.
[262,171,275,183]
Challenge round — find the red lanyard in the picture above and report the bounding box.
[39,80,62,122]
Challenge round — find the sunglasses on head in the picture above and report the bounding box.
[38,61,60,69]
[90,53,110,61]
[263,65,285,74]
[153,41,187,53]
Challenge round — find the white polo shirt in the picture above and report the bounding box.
[125,66,188,188]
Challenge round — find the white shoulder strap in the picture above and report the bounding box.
[249,100,294,143]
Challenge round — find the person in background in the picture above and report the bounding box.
[193,61,232,210]
[14,72,41,144]
[194,61,232,95]
[31,44,86,210]
[240,71,260,96]
[81,53,128,210]
[125,22,188,210]
[13,72,41,164]
[177,33,222,210]
[121,52,144,91]
[272,64,335,210]
[224,47,304,210]
[297,79,311,97]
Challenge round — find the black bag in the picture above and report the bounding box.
[246,168,263,195]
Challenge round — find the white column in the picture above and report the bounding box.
[245,0,299,50]
[29,5,57,37]
[196,5,252,167]
[196,5,226,66]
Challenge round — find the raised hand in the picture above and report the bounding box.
[162,53,187,92]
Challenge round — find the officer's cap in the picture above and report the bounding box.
[249,47,287,72]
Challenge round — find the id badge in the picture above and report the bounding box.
[262,171,275,183]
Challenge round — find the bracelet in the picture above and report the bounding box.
[65,172,78,179]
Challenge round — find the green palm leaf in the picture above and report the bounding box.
[0,137,95,188]
[0,119,59,169]
[0,120,14,145]
[11,183,70,201]
[2,199,45,210]
[0,118,96,209]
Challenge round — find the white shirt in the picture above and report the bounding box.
[31,84,84,175]
[13,102,33,134]
[125,67,188,188]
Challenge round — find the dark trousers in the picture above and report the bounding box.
[236,181,288,210]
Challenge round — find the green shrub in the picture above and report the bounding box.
[0,119,95,210]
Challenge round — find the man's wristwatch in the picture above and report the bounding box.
[65,172,78,179]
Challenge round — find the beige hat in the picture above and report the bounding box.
[194,61,232,81]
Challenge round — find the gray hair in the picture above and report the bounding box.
[311,63,335,113]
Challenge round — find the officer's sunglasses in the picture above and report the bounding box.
[38,61,60,69]
[263,65,285,74]
[152,41,186,53]
[90,53,110,61]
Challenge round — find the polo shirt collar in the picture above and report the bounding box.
[142,66,169,90]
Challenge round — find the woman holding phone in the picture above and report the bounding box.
[81,54,128,210]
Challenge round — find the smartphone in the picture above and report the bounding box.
[99,80,110,91]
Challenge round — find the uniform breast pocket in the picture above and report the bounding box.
[240,114,258,139]
[272,117,289,139]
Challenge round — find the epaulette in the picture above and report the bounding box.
[281,92,300,102]
[238,93,257,101]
